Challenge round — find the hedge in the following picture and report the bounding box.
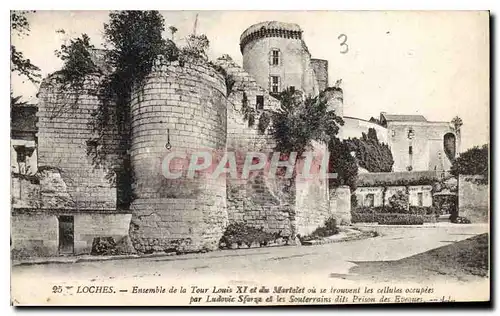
[355,206,437,216]
[352,212,436,224]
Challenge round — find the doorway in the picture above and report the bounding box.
[58,215,74,254]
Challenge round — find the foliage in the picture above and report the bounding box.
[451,216,471,224]
[328,137,358,192]
[219,223,280,248]
[387,190,409,213]
[351,212,427,225]
[91,237,118,255]
[345,128,394,172]
[270,87,344,157]
[300,217,339,242]
[361,177,438,188]
[450,144,488,184]
[11,11,41,84]
[91,11,178,207]
[50,34,98,119]
[55,34,98,88]
[258,111,271,134]
[354,205,437,216]
[241,92,256,127]
[179,34,210,63]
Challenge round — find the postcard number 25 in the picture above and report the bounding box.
[338,34,348,54]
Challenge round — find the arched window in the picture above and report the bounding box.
[443,133,456,161]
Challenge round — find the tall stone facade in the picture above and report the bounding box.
[129,59,228,253]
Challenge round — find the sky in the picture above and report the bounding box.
[10,10,489,151]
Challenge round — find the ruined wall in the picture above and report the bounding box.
[37,74,118,209]
[129,59,228,253]
[459,175,489,223]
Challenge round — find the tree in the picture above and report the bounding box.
[451,116,463,132]
[345,128,394,172]
[328,137,358,193]
[11,10,41,106]
[450,144,488,184]
[270,87,344,158]
[169,26,178,41]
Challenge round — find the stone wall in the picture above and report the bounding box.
[329,186,352,225]
[73,213,132,254]
[11,213,59,257]
[11,211,131,257]
[459,175,489,223]
[129,59,228,253]
[295,141,331,236]
[37,74,119,210]
[217,56,296,239]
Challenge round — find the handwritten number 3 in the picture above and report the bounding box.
[338,34,348,54]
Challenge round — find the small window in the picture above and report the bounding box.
[256,95,264,110]
[270,76,280,93]
[409,145,413,155]
[417,192,423,207]
[271,49,280,65]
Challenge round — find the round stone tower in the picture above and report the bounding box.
[129,59,228,253]
[240,21,318,96]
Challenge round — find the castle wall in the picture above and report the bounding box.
[295,141,331,236]
[459,175,489,223]
[129,60,228,253]
[37,75,119,210]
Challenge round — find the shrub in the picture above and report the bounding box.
[351,212,425,225]
[300,217,340,242]
[387,190,409,213]
[219,223,278,249]
[351,211,376,223]
[409,206,437,216]
[452,216,471,224]
[377,214,424,225]
[91,237,118,255]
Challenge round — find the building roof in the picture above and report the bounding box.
[381,113,428,122]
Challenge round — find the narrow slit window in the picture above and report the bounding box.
[256,95,264,110]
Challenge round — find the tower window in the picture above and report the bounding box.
[409,145,413,155]
[270,76,280,93]
[270,49,280,65]
[256,95,264,110]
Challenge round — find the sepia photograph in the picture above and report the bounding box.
[9,9,490,306]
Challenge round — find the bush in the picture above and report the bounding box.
[91,237,118,255]
[377,214,424,225]
[452,216,471,224]
[351,211,376,223]
[300,217,340,242]
[387,190,409,213]
[409,206,437,216]
[219,223,278,249]
[351,212,425,225]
